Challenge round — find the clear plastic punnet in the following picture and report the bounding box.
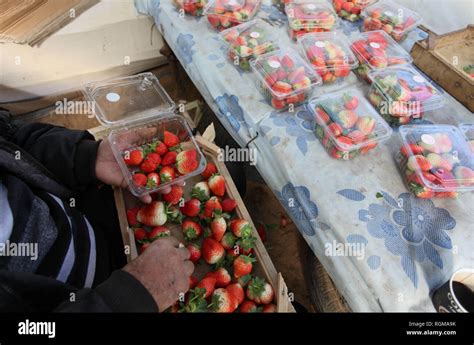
[298,31,358,84]
[395,125,474,199]
[250,49,322,110]
[367,66,445,126]
[459,123,474,153]
[332,0,377,22]
[204,0,261,31]
[221,19,280,71]
[309,87,392,160]
[350,30,412,83]
[285,0,339,40]
[83,73,206,197]
[361,0,422,42]
[173,0,208,16]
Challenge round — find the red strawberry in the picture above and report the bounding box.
[189,276,198,289]
[262,304,277,313]
[148,226,170,241]
[146,153,162,164]
[176,149,199,175]
[233,255,255,278]
[203,197,222,218]
[407,155,432,172]
[246,277,274,305]
[201,162,218,179]
[187,243,201,263]
[343,95,359,110]
[229,219,252,238]
[126,207,140,226]
[280,54,294,69]
[180,198,201,217]
[162,185,183,205]
[137,201,167,226]
[239,300,259,313]
[226,283,244,306]
[221,198,237,212]
[133,228,147,241]
[133,173,147,187]
[124,149,143,166]
[163,130,180,147]
[146,172,160,188]
[256,223,267,242]
[208,174,226,197]
[202,238,225,264]
[159,166,176,183]
[207,267,231,288]
[155,141,168,156]
[182,219,202,240]
[140,158,159,174]
[211,288,237,313]
[221,232,237,250]
[161,151,178,166]
[327,122,343,137]
[211,216,227,242]
[409,182,434,199]
[197,277,216,298]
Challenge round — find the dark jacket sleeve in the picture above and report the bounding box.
[0,111,100,189]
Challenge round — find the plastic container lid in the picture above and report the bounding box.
[398,125,474,192]
[204,0,261,23]
[309,87,393,151]
[298,31,358,73]
[362,0,422,36]
[220,19,280,59]
[368,66,445,113]
[83,73,175,127]
[250,49,322,100]
[459,123,474,152]
[350,30,412,69]
[286,0,339,31]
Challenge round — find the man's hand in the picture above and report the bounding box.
[122,237,194,312]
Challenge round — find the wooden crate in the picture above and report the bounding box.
[108,133,294,312]
[411,25,474,112]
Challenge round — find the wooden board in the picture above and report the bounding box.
[411,25,474,112]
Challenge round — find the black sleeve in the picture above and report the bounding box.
[8,121,100,190]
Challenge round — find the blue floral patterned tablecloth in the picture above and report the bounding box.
[136,0,473,311]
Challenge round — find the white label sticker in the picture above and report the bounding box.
[413,75,425,83]
[315,41,325,47]
[268,60,281,68]
[250,31,260,38]
[106,92,120,102]
[307,4,316,10]
[421,134,435,145]
[384,10,395,17]
[370,42,381,49]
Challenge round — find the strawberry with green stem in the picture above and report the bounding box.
[233,255,256,278]
[182,219,202,241]
[159,166,176,183]
[148,226,170,241]
[191,181,210,201]
[202,238,225,265]
[246,277,274,305]
[162,185,183,205]
[211,216,227,242]
[180,198,201,217]
[208,174,226,197]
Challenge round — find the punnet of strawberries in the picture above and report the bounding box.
[174,0,208,16]
[126,161,278,313]
[311,88,392,160]
[396,125,474,199]
[205,0,262,32]
[332,0,376,22]
[123,130,203,195]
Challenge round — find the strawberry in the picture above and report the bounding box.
[327,122,343,137]
[137,201,167,226]
[182,219,202,240]
[426,153,453,171]
[201,162,217,179]
[409,182,434,199]
[133,173,147,187]
[280,54,295,69]
[202,238,225,264]
[226,283,244,306]
[180,198,201,217]
[343,94,359,110]
[189,276,198,289]
[126,207,140,226]
[140,157,159,174]
[124,149,143,166]
[161,151,178,166]
[256,223,267,242]
[233,255,255,278]
[211,288,237,313]
[148,226,170,241]
[239,300,259,313]
[146,172,160,189]
[159,166,176,183]
[162,185,183,205]
[203,197,222,218]
[176,149,199,175]
[335,110,358,129]
[355,117,376,135]
[163,130,180,147]
[221,198,237,212]
[191,181,210,201]
[146,153,162,164]
[454,166,474,187]
[155,141,168,156]
[229,219,252,238]
[208,174,226,197]
[262,304,277,313]
[221,232,237,250]
[197,277,216,298]
[407,155,432,172]
[187,243,201,263]
[400,143,424,157]
[167,205,184,224]
[246,277,274,305]
[211,217,227,242]
[133,228,147,241]
[207,267,231,288]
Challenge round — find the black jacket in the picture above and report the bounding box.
[0,110,157,312]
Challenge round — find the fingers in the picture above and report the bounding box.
[159,186,172,195]
[128,127,158,144]
[178,247,191,261]
[153,236,180,248]
[183,260,195,277]
[139,194,152,204]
